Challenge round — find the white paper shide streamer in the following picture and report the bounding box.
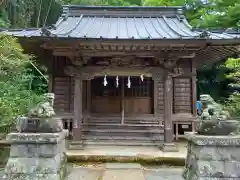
[116,76,119,88]
[140,74,144,82]
[103,75,108,86]
[127,76,131,88]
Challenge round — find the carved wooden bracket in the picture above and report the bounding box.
[155,52,195,69]
[152,73,163,81]
[70,56,91,66]
[64,66,97,80]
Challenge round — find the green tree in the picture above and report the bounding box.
[224,58,240,117]
[0,0,61,28]
[61,0,141,6]
[200,0,240,28]
[0,35,42,132]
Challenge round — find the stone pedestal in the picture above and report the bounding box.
[183,132,240,180]
[2,130,68,180]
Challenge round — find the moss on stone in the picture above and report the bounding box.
[67,155,185,166]
[0,147,9,167]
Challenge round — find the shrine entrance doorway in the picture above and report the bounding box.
[91,76,154,115]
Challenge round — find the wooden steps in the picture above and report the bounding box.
[83,140,161,146]
[82,117,164,146]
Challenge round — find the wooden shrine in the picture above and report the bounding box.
[2,5,240,151]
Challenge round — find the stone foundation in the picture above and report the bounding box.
[183,132,240,180]
[2,130,68,180]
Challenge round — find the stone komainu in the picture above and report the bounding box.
[16,93,63,133]
[196,94,240,135]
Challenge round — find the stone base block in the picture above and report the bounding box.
[183,132,240,180]
[2,130,68,180]
[160,143,178,152]
[68,141,84,150]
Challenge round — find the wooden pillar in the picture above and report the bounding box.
[86,80,91,114]
[152,73,162,124]
[121,77,125,124]
[48,74,53,93]
[161,74,178,152]
[72,76,83,141]
[191,59,197,117]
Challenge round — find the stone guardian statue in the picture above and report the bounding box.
[16,93,63,133]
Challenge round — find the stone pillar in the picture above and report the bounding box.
[3,130,68,180]
[161,74,178,152]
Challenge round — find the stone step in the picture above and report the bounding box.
[83,139,161,146]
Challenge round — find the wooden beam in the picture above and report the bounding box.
[52,48,197,58]
[65,65,162,77]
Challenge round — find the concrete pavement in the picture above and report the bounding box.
[65,163,184,180]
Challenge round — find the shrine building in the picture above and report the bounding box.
[1,5,240,151]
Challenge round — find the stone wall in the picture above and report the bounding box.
[183,132,240,180]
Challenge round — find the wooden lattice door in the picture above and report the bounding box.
[124,77,153,114]
[91,76,121,113]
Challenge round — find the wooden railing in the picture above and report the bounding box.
[57,113,73,139]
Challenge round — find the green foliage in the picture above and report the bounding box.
[143,0,185,6]
[0,35,29,79]
[225,58,240,88]
[2,0,61,28]
[0,35,43,131]
[61,0,136,6]
[224,92,240,117]
[224,58,240,117]
[197,62,234,102]
[0,8,10,28]
[200,0,240,28]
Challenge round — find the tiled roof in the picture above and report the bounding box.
[0,28,41,37]
[1,6,240,40]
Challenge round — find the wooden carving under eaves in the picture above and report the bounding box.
[94,56,151,67]
[70,56,91,66]
[64,66,102,80]
[64,65,170,77]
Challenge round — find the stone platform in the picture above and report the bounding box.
[67,142,187,165]
[183,132,240,180]
[2,130,68,180]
